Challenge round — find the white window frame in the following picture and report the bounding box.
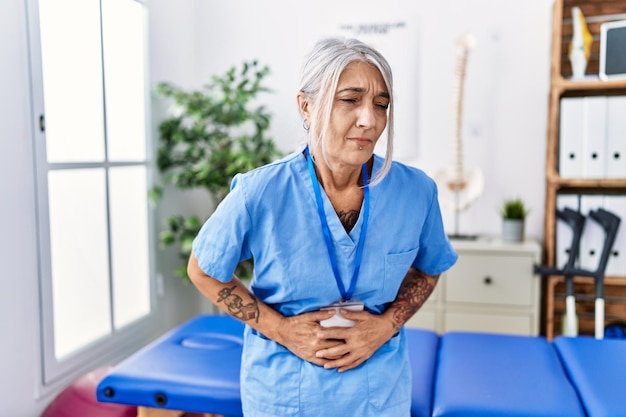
[25,0,159,391]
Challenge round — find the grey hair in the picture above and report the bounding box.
[298,37,394,186]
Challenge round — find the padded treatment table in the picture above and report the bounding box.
[405,328,440,417]
[100,315,626,417]
[554,336,626,417]
[432,332,586,417]
[97,315,245,417]
[97,314,441,416]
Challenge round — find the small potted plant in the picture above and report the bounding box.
[500,198,529,242]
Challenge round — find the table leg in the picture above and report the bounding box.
[137,407,224,417]
[137,407,183,417]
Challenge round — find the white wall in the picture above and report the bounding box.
[183,0,552,240]
[1,0,552,414]
[0,1,43,413]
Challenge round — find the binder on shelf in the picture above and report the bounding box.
[559,98,584,178]
[606,96,626,178]
[603,195,626,276]
[581,96,607,179]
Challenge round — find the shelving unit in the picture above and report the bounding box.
[543,0,626,339]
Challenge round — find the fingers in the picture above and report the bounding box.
[281,309,386,371]
[318,340,371,372]
[302,307,370,325]
[335,308,368,321]
[297,308,336,324]
[312,308,337,321]
[276,312,349,367]
[298,337,346,367]
[315,327,356,365]
[316,343,346,360]
[321,351,364,373]
[315,311,389,372]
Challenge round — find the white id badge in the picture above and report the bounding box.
[319,300,364,327]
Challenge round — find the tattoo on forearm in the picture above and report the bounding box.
[391,270,438,330]
[217,286,260,323]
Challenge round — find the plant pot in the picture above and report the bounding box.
[502,219,524,242]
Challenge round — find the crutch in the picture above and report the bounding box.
[585,208,620,339]
[535,207,586,336]
[539,208,621,339]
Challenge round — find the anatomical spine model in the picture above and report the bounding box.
[435,33,484,237]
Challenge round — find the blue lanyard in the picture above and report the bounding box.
[305,146,370,302]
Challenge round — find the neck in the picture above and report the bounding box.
[314,160,363,192]
[305,148,368,223]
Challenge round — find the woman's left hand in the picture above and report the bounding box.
[314,309,396,372]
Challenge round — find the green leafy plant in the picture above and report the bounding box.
[152,60,282,281]
[500,198,529,220]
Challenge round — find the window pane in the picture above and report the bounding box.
[48,169,112,359]
[38,0,105,163]
[109,166,151,328]
[102,0,147,161]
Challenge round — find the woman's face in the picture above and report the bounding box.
[323,60,389,168]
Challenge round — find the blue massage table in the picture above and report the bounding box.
[554,336,626,417]
[97,314,626,417]
[97,315,245,416]
[406,327,439,417]
[97,314,440,417]
[432,332,586,417]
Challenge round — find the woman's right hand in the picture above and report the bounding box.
[274,310,347,367]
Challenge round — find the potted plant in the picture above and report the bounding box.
[150,60,283,281]
[500,198,529,242]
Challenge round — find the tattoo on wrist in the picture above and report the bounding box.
[217,286,260,323]
[390,271,436,330]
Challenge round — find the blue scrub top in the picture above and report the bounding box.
[193,148,457,417]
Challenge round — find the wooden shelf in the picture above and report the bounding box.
[554,77,626,96]
[552,77,626,95]
[545,276,626,340]
[547,176,626,192]
[542,0,626,339]
[555,0,626,78]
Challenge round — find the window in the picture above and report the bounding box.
[27,0,155,385]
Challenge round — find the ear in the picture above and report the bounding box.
[296,92,310,121]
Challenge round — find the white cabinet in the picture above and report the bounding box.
[406,237,542,336]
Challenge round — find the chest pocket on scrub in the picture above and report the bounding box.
[380,247,420,302]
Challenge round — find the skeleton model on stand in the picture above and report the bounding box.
[435,33,484,238]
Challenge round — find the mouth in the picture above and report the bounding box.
[349,138,372,148]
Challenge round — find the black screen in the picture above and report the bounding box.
[605,26,626,76]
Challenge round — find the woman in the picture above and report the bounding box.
[188,37,457,417]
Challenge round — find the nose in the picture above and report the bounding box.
[356,104,375,128]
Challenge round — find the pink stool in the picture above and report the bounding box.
[42,367,136,417]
